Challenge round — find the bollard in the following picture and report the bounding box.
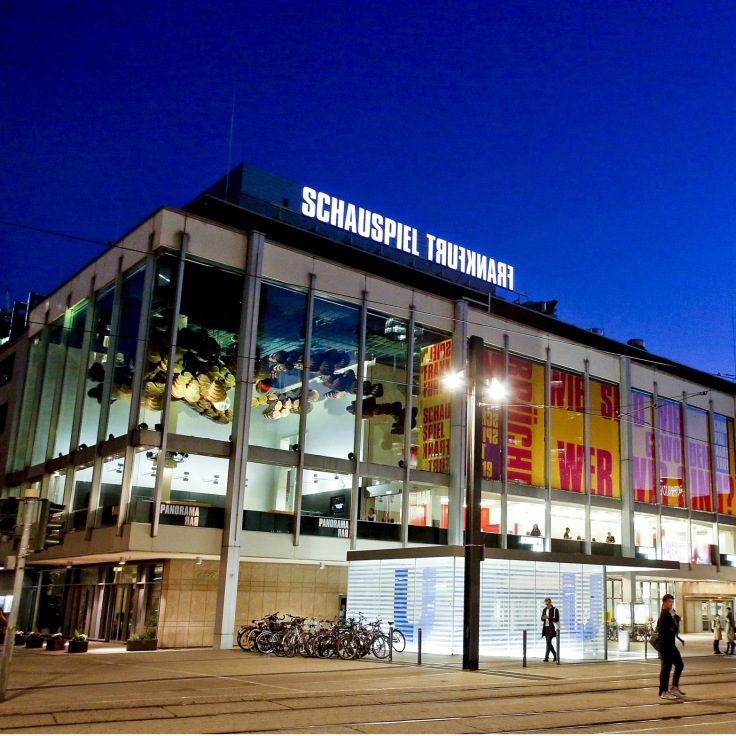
[418,627,422,665]
[389,625,394,663]
[644,632,648,660]
[523,629,527,668]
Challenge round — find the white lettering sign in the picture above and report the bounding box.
[301,187,515,291]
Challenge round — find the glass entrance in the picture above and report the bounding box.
[104,584,134,641]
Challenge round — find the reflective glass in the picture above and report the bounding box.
[105,266,146,438]
[53,302,87,457]
[31,319,64,465]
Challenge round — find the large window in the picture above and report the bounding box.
[78,285,116,448]
[361,312,411,466]
[486,352,546,489]
[687,406,712,511]
[304,295,359,459]
[713,414,736,516]
[168,260,242,441]
[630,390,655,504]
[53,302,88,457]
[250,282,307,451]
[105,266,146,439]
[31,319,65,465]
[657,398,685,509]
[589,379,620,498]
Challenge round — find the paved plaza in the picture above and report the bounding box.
[0,633,735,733]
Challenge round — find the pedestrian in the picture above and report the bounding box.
[563,527,571,539]
[657,593,685,701]
[540,597,559,662]
[672,610,685,646]
[0,607,7,645]
[530,523,542,537]
[725,607,735,655]
[712,613,723,654]
[606,532,615,543]
[366,507,376,521]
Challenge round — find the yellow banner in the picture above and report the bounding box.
[417,339,452,473]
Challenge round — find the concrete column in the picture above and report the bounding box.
[448,300,468,546]
[212,231,265,650]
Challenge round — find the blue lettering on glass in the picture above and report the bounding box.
[393,568,437,642]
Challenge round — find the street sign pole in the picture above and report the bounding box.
[0,491,39,702]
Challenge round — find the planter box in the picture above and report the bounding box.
[25,637,44,649]
[126,638,158,652]
[68,640,89,653]
[14,634,26,646]
[46,638,67,651]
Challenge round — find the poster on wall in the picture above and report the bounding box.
[550,369,585,493]
[589,380,620,497]
[714,414,736,516]
[486,351,545,486]
[631,390,656,503]
[687,406,713,512]
[657,398,685,508]
[417,339,452,473]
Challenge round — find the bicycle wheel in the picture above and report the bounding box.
[391,629,406,652]
[255,630,274,654]
[371,633,390,659]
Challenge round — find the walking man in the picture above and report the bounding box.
[540,597,559,662]
[725,607,735,655]
[657,593,685,701]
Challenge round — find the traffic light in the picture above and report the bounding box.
[34,499,66,551]
[0,497,20,535]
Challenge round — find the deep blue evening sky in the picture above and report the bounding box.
[2,1,736,379]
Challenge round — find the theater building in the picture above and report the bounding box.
[1,164,735,658]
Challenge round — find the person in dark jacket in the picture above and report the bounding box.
[657,593,685,701]
[540,597,559,662]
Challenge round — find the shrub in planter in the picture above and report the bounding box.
[46,632,67,651]
[126,627,158,651]
[68,630,89,653]
[14,631,26,646]
[25,632,44,649]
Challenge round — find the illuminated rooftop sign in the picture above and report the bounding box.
[301,187,514,291]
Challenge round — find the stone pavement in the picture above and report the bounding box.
[0,633,734,734]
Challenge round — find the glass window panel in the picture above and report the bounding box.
[691,521,713,564]
[78,285,116,447]
[550,368,585,493]
[53,302,88,457]
[634,511,658,556]
[31,320,65,465]
[168,260,242,441]
[304,296,359,459]
[657,398,686,509]
[245,461,296,513]
[661,516,689,562]
[687,406,712,511]
[718,525,736,554]
[10,333,45,470]
[140,254,179,428]
[408,481,447,528]
[361,311,410,466]
[713,415,736,516]
[106,266,146,438]
[250,282,307,450]
[415,333,452,473]
[508,496,545,538]
[96,454,125,527]
[630,389,656,503]
[589,379,620,498]
[551,502,585,540]
[129,448,156,523]
[591,507,621,545]
[70,464,94,531]
[487,351,546,488]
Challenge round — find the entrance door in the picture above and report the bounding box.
[103,585,134,641]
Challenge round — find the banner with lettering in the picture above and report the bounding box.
[589,380,620,498]
[714,414,736,516]
[417,339,452,473]
[687,406,712,511]
[550,369,585,493]
[657,398,685,508]
[481,350,503,480]
[631,389,656,503]
[487,351,545,487]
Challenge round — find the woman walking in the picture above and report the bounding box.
[657,593,685,701]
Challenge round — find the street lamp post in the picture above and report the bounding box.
[462,335,485,671]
